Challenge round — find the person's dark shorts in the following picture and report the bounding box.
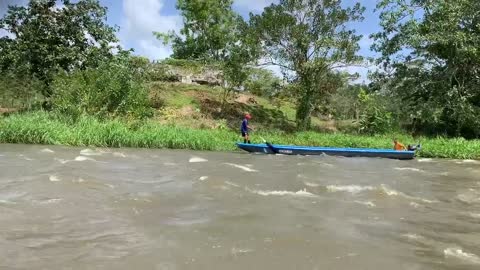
[241,132,248,137]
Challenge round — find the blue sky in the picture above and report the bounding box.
[1,0,382,82]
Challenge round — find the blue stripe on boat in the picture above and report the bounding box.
[236,143,415,160]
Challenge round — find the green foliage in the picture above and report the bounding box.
[0,71,43,109]
[329,84,364,120]
[0,0,120,98]
[1,111,479,159]
[156,0,260,101]
[372,0,480,138]
[356,90,393,135]
[157,0,239,61]
[250,0,365,130]
[51,55,152,119]
[244,68,282,98]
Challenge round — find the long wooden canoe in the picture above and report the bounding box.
[236,143,415,160]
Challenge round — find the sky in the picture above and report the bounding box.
[1,0,382,82]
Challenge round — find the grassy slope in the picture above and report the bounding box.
[149,82,343,133]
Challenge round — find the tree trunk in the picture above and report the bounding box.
[296,89,314,131]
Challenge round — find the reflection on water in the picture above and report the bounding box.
[0,144,479,270]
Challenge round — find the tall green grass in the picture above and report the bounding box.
[1,111,479,159]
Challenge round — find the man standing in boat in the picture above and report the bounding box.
[241,113,254,144]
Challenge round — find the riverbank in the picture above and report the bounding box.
[1,111,479,159]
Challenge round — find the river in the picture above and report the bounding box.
[0,144,479,270]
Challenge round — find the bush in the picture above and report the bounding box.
[0,71,44,109]
[51,56,152,119]
[356,90,393,134]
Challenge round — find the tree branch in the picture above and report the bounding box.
[257,61,295,72]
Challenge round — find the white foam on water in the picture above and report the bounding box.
[250,188,316,197]
[326,184,436,203]
[335,253,359,259]
[41,148,54,153]
[402,233,425,241]
[468,213,480,219]
[380,185,402,196]
[225,181,240,188]
[105,184,115,189]
[0,191,27,204]
[36,198,63,205]
[326,185,376,194]
[224,163,258,172]
[304,182,320,187]
[410,202,421,208]
[0,199,15,205]
[113,152,127,158]
[189,157,208,163]
[49,175,61,182]
[74,156,97,162]
[456,159,480,165]
[417,158,433,163]
[164,162,177,166]
[444,248,480,264]
[457,191,480,204]
[199,176,209,181]
[231,248,254,256]
[394,167,423,172]
[54,158,71,164]
[380,185,437,203]
[354,201,376,208]
[73,178,86,183]
[80,149,104,156]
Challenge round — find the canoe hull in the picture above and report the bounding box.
[236,143,415,160]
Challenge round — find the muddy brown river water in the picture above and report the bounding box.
[0,144,479,270]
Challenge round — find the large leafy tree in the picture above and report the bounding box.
[249,0,365,130]
[0,0,119,99]
[158,0,241,61]
[372,0,480,138]
[155,0,260,100]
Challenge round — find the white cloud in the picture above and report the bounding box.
[138,39,173,60]
[121,0,181,60]
[0,29,14,38]
[233,0,278,13]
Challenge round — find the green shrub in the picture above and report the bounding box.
[51,56,152,119]
[357,90,393,134]
[0,71,44,109]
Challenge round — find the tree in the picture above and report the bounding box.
[155,0,260,102]
[372,0,480,138]
[0,0,120,100]
[244,68,282,98]
[249,0,365,130]
[156,0,240,61]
